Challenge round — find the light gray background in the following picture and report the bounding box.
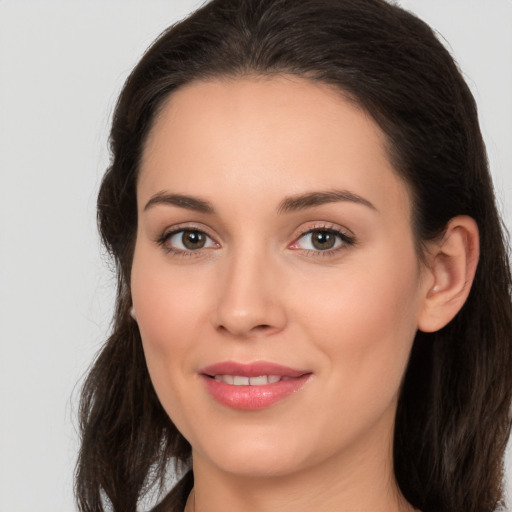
[0,1,511,511]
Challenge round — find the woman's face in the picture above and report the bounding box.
[131,76,430,478]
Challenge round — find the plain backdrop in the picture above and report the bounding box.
[0,1,511,511]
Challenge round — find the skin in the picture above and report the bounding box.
[131,76,477,512]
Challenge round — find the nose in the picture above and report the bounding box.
[213,248,287,338]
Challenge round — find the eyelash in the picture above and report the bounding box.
[156,223,356,258]
[291,225,356,256]
[156,224,218,257]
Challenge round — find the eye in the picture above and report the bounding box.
[160,229,218,253]
[291,227,354,253]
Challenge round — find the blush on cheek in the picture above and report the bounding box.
[303,258,419,386]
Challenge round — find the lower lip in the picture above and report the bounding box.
[201,374,311,410]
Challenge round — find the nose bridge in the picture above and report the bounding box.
[214,240,286,337]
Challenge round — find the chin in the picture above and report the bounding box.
[217,456,301,479]
[194,432,306,478]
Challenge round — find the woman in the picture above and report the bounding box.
[75,1,512,511]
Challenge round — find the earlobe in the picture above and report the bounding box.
[417,215,479,333]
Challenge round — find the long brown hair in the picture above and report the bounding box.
[75,1,512,511]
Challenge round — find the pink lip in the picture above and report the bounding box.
[199,361,312,410]
[201,361,308,378]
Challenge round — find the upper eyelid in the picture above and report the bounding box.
[294,222,354,239]
[160,222,217,239]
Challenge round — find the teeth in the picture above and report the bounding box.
[249,375,268,385]
[214,374,234,384]
[213,375,282,385]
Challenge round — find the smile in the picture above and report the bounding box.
[212,375,291,385]
[200,361,312,410]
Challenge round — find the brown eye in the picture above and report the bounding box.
[181,230,206,249]
[163,229,218,253]
[310,230,336,250]
[291,228,354,253]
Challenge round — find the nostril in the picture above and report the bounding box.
[254,324,271,330]
[216,323,273,336]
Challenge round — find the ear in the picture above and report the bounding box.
[417,215,479,333]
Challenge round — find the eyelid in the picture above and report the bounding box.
[289,222,356,253]
[154,221,355,257]
[156,223,220,255]
[294,222,354,239]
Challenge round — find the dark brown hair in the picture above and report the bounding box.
[75,1,512,511]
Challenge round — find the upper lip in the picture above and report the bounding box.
[200,361,310,378]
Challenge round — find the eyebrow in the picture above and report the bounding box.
[143,189,377,214]
[144,192,214,213]
[277,190,377,214]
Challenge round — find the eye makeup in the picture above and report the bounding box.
[155,220,356,259]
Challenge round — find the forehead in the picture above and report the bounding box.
[138,76,411,220]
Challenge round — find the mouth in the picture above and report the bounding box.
[199,361,312,410]
[208,374,295,385]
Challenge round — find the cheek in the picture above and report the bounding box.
[130,247,213,410]
[131,243,211,349]
[304,271,417,330]
[131,267,214,443]
[296,246,422,403]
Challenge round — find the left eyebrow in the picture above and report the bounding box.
[277,189,377,214]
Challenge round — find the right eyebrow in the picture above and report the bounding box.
[143,191,215,214]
